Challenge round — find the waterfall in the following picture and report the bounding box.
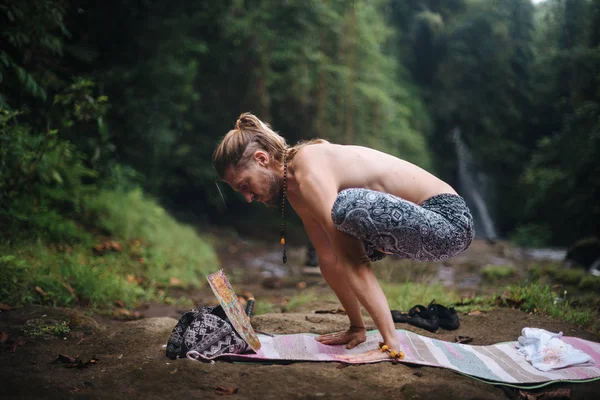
[452,127,498,240]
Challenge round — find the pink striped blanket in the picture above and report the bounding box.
[189,330,600,386]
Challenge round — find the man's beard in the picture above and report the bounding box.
[263,173,284,208]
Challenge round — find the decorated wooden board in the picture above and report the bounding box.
[207,269,261,351]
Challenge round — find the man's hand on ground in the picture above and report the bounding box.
[315,326,366,349]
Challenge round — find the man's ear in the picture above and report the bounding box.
[254,150,270,167]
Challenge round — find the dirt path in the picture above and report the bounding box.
[2,238,598,399]
[1,303,599,400]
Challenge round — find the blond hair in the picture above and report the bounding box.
[213,113,329,178]
[213,113,288,178]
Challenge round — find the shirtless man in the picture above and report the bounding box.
[213,113,474,362]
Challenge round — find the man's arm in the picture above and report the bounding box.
[293,163,400,355]
[296,209,366,333]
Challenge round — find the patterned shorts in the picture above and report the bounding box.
[331,189,474,262]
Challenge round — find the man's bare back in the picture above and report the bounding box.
[286,142,457,212]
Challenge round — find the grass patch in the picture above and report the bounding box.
[528,263,600,293]
[0,189,219,309]
[506,283,596,329]
[22,319,71,338]
[253,301,277,315]
[482,264,516,281]
[455,282,598,332]
[381,282,460,311]
[85,189,218,286]
[281,290,322,313]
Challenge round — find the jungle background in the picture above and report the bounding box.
[2,0,600,398]
[2,0,600,322]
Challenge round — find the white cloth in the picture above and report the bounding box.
[516,327,592,371]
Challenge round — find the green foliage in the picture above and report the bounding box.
[506,283,594,327]
[527,263,600,291]
[0,108,96,243]
[22,320,71,338]
[2,0,600,320]
[0,246,147,307]
[481,265,516,282]
[0,189,220,308]
[0,0,69,106]
[381,282,460,312]
[84,189,219,286]
[510,224,552,248]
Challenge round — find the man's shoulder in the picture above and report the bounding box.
[291,142,331,171]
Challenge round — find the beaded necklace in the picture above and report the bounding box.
[280,153,287,264]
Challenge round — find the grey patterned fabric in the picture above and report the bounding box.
[331,189,474,262]
[166,306,249,360]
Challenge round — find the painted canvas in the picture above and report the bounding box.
[207,269,261,351]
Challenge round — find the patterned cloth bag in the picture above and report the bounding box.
[165,306,250,360]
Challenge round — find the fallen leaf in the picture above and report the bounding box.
[215,386,238,395]
[11,337,26,352]
[35,286,47,297]
[113,308,131,316]
[0,303,14,311]
[455,336,473,344]
[296,281,307,289]
[60,281,78,301]
[114,299,125,308]
[127,275,136,283]
[467,310,484,316]
[109,241,122,252]
[169,277,183,286]
[1,331,8,343]
[52,354,76,364]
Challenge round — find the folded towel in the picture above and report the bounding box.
[516,327,593,371]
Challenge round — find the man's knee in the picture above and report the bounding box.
[331,188,360,227]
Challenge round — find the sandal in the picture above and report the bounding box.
[391,300,460,333]
[428,300,460,330]
[391,303,439,333]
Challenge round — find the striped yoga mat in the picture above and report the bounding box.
[192,330,600,387]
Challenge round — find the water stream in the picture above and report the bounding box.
[453,127,498,240]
